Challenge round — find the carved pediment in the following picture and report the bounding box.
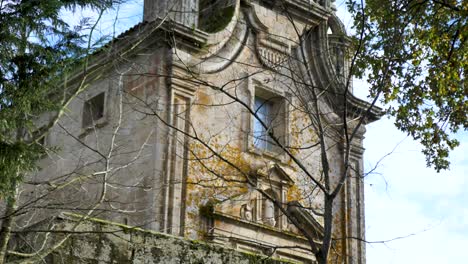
[256,162,294,186]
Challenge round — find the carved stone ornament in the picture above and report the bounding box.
[257,46,288,70]
[240,203,253,221]
[256,37,290,71]
[264,217,276,227]
[263,198,276,227]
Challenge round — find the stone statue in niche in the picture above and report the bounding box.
[263,198,276,227]
[240,203,253,221]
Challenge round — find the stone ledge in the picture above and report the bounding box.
[10,212,298,264]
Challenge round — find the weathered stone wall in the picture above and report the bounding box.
[11,214,295,264]
[21,40,172,232]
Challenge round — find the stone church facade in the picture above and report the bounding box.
[18,0,382,263]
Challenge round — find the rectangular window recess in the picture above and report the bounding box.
[253,95,284,152]
[82,92,105,128]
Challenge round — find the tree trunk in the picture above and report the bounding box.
[316,250,327,264]
[0,192,18,264]
[319,196,334,264]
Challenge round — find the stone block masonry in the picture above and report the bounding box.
[10,213,297,264]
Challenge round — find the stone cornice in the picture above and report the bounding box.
[211,211,318,243]
[300,14,384,125]
[346,93,385,123]
[248,0,331,26]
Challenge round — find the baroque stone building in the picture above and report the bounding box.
[15,0,382,263]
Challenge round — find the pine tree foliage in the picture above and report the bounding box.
[0,0,121,198]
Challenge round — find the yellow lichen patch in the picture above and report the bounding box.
[286,184,301,202]
[286,107,319,166]
[184,99,327,242]
[184,136,253,238]
[196,90,212,106]
[192,90,212,114]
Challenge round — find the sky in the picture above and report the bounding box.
[363,117,468,263]
[63,1,468,263]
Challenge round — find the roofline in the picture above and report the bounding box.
[347,92,385,123]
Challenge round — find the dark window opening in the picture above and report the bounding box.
[82,92,105,128]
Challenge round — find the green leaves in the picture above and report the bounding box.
[0,142,44,199]
[348,0,467,171]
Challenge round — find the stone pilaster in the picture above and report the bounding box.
[161,50,198,236]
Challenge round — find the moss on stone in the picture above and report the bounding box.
[14,213,298,264]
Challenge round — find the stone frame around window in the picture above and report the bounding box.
[246,78,290,162]
[80,88,109,135]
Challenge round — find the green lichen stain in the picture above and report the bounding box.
[19,213,297,264]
